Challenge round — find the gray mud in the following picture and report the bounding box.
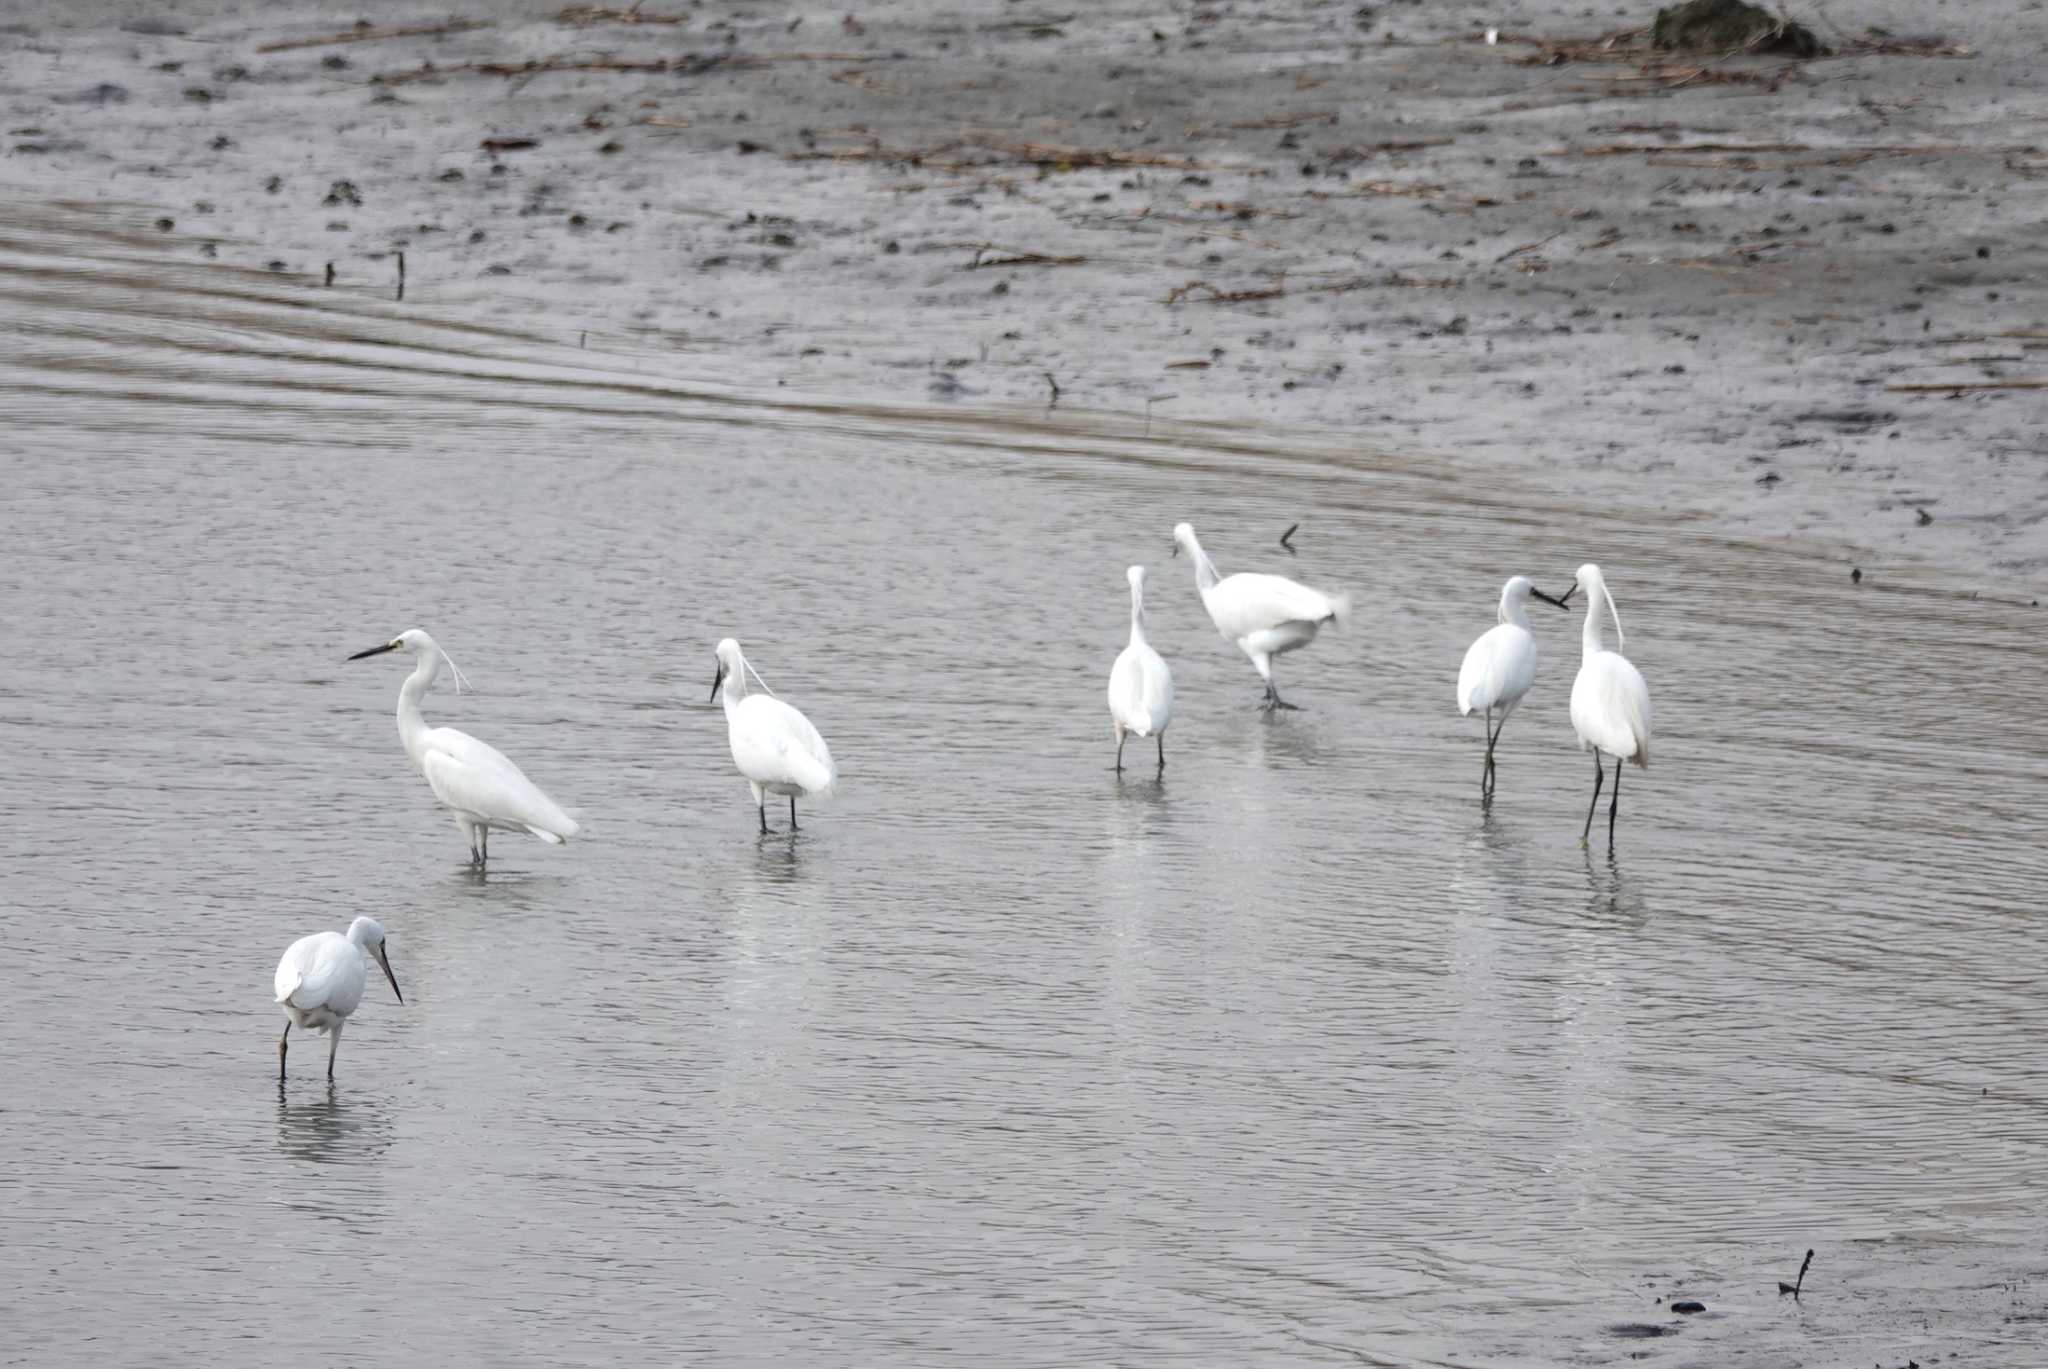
[2,0,2043,582]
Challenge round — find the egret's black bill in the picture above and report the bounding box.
[709,663,725,702]
[1557,583,1578,606]
[348,641,400,660]
[376,947,404,1004]
[1532,587,1571,610]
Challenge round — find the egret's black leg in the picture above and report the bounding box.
[279,1023,289,1082]
[790,795,799,831]
[1608,757,1622,846]
[1580,753,1605,844]
[1116,733,1126,773]
[480,826,489,866]
[1156,732,1166,773]
[326,1030,340,1081]
[1481,706,1495,795]
[758,803,769,834]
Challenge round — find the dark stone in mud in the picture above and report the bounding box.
[53,83,129,105]
[120,17,187,35]
[1650,0,1823,55]
[1608,1322,1676,1338]
[322,180,362,206]
[1670,1299,1706,1313]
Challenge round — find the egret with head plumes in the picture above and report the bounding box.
[1457,575,1570,797]
[1562,564,1653,846]
[348,629,580,865]
[274,916,402,1082]
[710,638,837,833]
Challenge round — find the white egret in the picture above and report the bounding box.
[348,629,580,865]
[274,916,402,1082]
[1172,522,1349,710]
[710,638,837,832]
[1457,575,1571,796]
[1108,565,1174,773]
[1563,563,1653,845]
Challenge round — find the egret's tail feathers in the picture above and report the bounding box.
[1323,592,1352,627]
[1631,738,1650,769]
[275,976,301,1006]
[526,826,567,844]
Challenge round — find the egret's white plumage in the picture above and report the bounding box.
[1108,565,1174,773]
[711,638,837,832]
[349,629,579,866]
[1458,575,1570,795]
[274,915,402,1081]
[1171,522,1349,709]
[1565,563,1653,844]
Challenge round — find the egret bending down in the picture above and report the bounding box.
[1108,565,1174,774]
[348,629,580,865]
[1457,575,1570,797]
[1563,563,1653,846]
[1172,522,1349,710]
[274,916,402,1082]
[710,638,837,832]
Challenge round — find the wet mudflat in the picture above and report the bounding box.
[2,204,2046,1365]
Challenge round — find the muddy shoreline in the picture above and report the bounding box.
[2,0,2042,586]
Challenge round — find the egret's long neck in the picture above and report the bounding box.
[396,652,439,768]
[1184,538,1220,593]
[1581,584,1610,659]
[1499,592,1531,631]
[719,659,748,716]
[1128,582,1150,645]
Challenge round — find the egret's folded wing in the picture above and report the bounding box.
[423,728,579,838]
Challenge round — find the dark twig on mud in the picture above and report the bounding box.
[257,18,494,52]
[1886,378,2048,392]
[1279,523,1299,554]
[1778,1249,1815,1300]
[1495,231,1563,262]
[1043,372,1061,407]
[372,51,868,85]
[965,248,1086,269]
[1165,272,1455,306]
[556,5,691,25]
[395,251,405,302]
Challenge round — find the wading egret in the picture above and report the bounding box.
[1171,522,1349,710]
[1108,565,1174,773]
[348,629,580,865]
[1563,564,1652,845]
[710,638,837,833]
[274,916,402,1082]
[1457,575,1570,797]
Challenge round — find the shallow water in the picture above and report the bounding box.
[3,204,2046,1365]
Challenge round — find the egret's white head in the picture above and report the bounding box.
[1563,564,1621,647]
[1170,522,1196,556]
[1504,575,1571,612]
[710,638,744,702]
[345,916,403,1004]
[1127,564,1148,590]
[348,628,469,691]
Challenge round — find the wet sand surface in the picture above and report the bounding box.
[2,0,2043,580]
[3,4,2048,1367]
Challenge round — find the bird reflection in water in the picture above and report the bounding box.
[275,1080,393,1167]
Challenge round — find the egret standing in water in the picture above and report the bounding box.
[1171,522,1349,710]
[274,916,402,1082]
[1457,575,1570,797]
[710,638,837,832]
[1563,564,1653,846]
[348,629,580,865]
[1108,565,1174,774]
